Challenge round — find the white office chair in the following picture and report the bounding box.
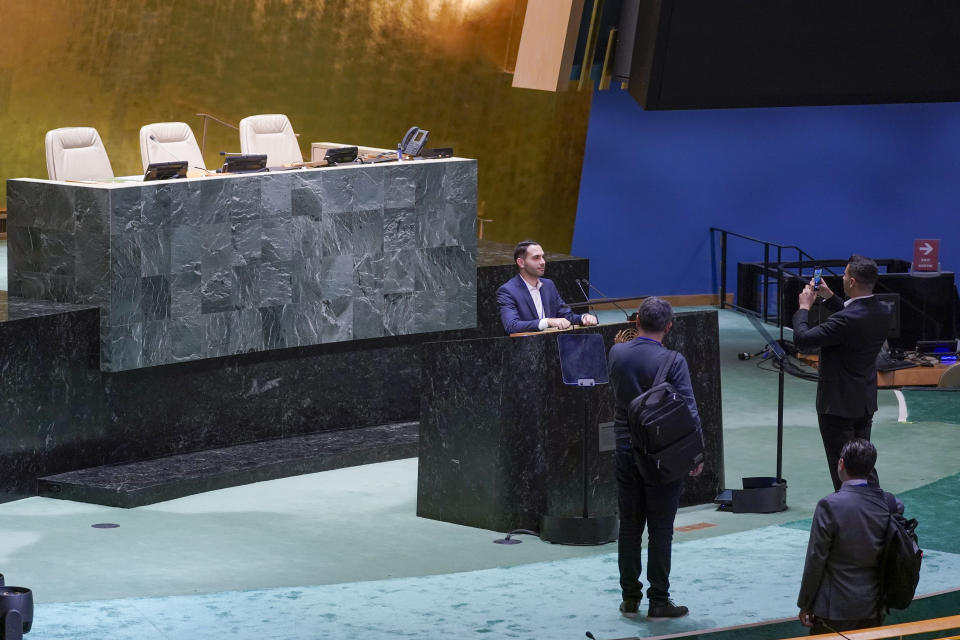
[238,114,302,167]
[139,122,205,171]
[44,127,114,181]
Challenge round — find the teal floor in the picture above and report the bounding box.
[1,300,959,638]
[898,387,960,424]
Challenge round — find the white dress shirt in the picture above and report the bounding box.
[524,278,550,331]
[844,293,874,308]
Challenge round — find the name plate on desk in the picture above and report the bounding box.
[6,159,478,371]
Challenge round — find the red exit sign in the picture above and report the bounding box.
[913,239,940,272]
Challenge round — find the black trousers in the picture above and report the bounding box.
[616,438,683,604]
[817,412,878,491]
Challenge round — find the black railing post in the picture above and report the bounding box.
[762,243,771,323]
[720,231,728,309]
[776,246,784,330]
[776,245,785,482]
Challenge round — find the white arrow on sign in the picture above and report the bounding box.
[920,242,935,255]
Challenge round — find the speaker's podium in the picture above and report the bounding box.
[416,312,725,543]
[539,332,618,544]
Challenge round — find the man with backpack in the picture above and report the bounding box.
[798,439,906,634]
[608,297,704,620]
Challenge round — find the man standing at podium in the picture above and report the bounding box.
[496,240,597,334]
[793,255,893,491]
[608,297,703,620]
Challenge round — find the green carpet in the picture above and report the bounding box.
[900,387,960,425]
[782,471,960,555]
[2,309,958,639]
[24,526,960,640]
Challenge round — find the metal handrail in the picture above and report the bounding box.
[710,227,817,325]
[710,227,949,337]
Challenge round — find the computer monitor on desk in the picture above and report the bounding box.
[218,154,267,174]
[143,161,188,181]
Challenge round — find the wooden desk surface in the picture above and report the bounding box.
[877,364,950,388]
[799,353,949,388]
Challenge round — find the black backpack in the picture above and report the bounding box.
[626,351,704,485]
[879,492,922,610]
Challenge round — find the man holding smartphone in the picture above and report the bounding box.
[792,255,893,491]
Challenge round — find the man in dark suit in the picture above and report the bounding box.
[798,438,902,634]
[793,255,893,490]
[496,240,597,334]
[608,297,703,620]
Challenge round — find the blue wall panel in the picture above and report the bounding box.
[572,90,960,299]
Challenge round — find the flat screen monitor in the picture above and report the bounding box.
[324,146,358,165]
[219,154,267,174]
[143,161,188,181]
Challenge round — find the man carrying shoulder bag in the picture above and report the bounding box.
[608,297,705,621]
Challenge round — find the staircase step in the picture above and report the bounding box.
[37,422,419,508]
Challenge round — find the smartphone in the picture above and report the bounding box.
[813,268,823,290]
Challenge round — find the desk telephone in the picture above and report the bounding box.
[400,126,429,157]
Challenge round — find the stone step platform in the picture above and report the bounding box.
[36,422,419,508]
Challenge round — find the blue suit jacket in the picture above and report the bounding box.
[496,274,582,334]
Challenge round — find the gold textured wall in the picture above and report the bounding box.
[0,0,592,252]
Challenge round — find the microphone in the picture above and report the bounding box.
[738,346,770,360]
[580,278,636,321]
[575,279,591,306]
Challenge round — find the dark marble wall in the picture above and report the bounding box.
[0,299,103,502]
[0,241,595,503]
[417,311,724,533]
[0,295,480,501]
[7,159,477,371]
[0,255,722,520]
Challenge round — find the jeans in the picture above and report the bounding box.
[616,437,683,604]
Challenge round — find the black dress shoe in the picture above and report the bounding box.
[647,600,689,620]
[619,599,640,618]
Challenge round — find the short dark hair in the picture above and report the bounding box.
[847,254,879,289]
[636,297,673,332]
[840,438,877,478]
[514,240,540,264]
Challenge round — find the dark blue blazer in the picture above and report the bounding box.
[496,274,582,334]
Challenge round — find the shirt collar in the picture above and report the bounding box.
[842,479,869,487]
[634,336,663,346]
[523,277,542,292]
[844,294,874,308]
